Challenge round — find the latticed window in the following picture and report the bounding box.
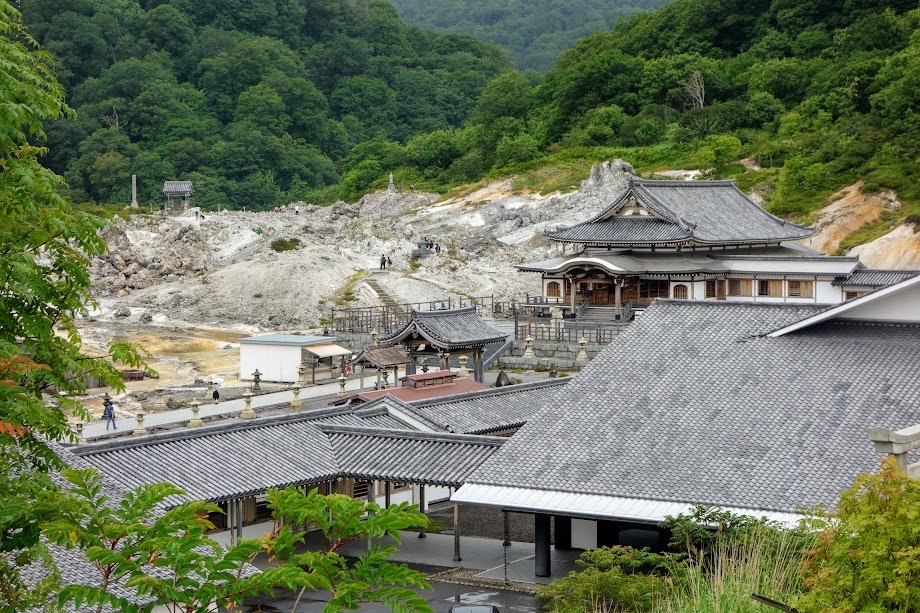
[672,284,688,300]
[758,279,782,297]
[788,280,814,298]
[353,480,369,499]
[705,279,716,298]
[546,281,561,297]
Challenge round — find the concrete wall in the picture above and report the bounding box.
[239,344,302,383]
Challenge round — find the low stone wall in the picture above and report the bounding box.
[497,340,604,370]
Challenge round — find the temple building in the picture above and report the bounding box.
[519,176,896,319]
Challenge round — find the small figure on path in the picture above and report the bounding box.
[103,399,117,430]
[212,383,220,404]
[387,256,392,269]
[435,244,441,254]
[380,254,387,270]
[295,204,300,215]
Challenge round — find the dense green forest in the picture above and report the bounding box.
[25,0,920,238]
[388,0,669,72]
[21,0,510,209]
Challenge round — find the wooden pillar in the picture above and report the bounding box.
[535,513,551,577]
[406,357,416,376]
[503,511,511,546]
[376,368,382,389]
[360,365,365,390]
[366,481,376,552]
[418,485,427,538]
[235,498,243,541]
[440,352,450,371]
[452,503,461,562]
[615,279,622,320]
[393,365,399,386]
[570,279,577,312]
[384,481,391,508]
[555,516,572,550]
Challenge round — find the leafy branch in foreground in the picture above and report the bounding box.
[263,488,433,613]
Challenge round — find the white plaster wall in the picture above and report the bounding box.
[240,345,301,382]
[571,518,597,550]
[840,283,920,321]
[816,280,842,304]
[427,485,452,504]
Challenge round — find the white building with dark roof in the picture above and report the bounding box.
[521,175,914,318]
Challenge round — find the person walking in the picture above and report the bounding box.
[103,399,117,430]
[212,383,220,404]
[387,256,392,269]
[295,204,300,215]
[380,254,387,270]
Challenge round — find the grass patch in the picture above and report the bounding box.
[74,202,149,221]
[331,269,370,306]
[270,238,301,252]
[836,207,915,254]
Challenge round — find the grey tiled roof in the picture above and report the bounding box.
[549,218,689,244]
[832,269,920,288]
[382,307,508,349]
[163,180,193,193]
[465,301,920,515]
[321,425,505,486]
[70,403,499,503]
[547,178,813,246]
[408,378,572,434]
[351,345,411,367]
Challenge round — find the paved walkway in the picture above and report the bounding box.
[82,369,404,440]
[322,531,580,584]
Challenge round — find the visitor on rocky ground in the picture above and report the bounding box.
[387,256,392,268]
[295,205,300,215]
[212,383,220,404]
[380,254,387,270]
[103,400,116,430]
[435,244,441,254]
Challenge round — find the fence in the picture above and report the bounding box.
[331,295,494,333]
[515,319,626,344]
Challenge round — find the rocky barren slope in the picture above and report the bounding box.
[84,160,920,341]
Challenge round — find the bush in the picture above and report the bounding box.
[537,546,679,612]
[270,238,301,252]
[795,457,920,612]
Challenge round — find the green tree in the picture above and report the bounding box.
[0,1,147,606]
[41,469,434,613]
[796,457,920,612]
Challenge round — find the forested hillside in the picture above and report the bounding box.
[21,0,509,209]
[351,0,919,236]
[25,0,920,245]
[388,0,669,72]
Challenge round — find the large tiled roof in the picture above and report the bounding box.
[321,425,505,486]
[459,301,920,517]
[832,269,920,288]
[381,307,508,349]
[547,178,813,247]
[549,218,689,244]
[408,378,571,434]
[69,404,502,504]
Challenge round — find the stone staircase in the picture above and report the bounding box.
[364,275,408,319]
[578,306,619,323]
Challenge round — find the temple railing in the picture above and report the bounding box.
[515,320,627,344]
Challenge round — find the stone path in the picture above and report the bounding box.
[81,369,404,440]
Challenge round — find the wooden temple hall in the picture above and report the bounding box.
[520,176,867,319]
[354,307,508,385]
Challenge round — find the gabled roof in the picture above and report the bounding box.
[69,403,502,504]
[163,180,193,193]
[832,268,920,288]
[456,301,920,521]
[380,307,508,349]
[546,178,813,247]
[351,345,411,367]
[320,425,505,487]
[409,378,572,434]
[768,273,920,337]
